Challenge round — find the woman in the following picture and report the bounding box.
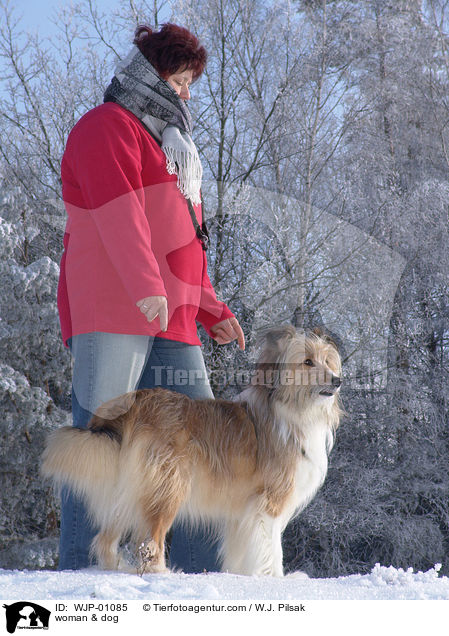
[57,23,245,572]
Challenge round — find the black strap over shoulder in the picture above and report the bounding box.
[186,197,210,251]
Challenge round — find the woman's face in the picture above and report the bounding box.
[165,68,193,101]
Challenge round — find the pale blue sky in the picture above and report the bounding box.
[13,0,123,37]
[13,0,172,38]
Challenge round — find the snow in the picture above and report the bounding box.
[1,564,449,633]
[1,563,448,601]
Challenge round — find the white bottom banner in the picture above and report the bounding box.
[1,600,447,634]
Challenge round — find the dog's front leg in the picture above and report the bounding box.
[268,516,284,577]
[221,513,284,576]
[258,515,284,577]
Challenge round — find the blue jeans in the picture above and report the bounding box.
[59,332,220,573]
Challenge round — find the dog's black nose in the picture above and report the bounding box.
[332,375,341,387]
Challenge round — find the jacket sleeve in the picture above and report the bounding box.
[66,109,167,304]
[196,249,235,337]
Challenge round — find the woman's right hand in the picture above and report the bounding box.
[136,296,168,332]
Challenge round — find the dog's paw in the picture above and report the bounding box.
[116,556,137,574]
[144,563,171,574]
[285,570,309,580]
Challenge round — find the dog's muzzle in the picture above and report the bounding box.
[319,375,341,397]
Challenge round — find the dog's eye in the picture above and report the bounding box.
[303,359,314,366]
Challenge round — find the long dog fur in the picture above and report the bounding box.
[41,325,342,576]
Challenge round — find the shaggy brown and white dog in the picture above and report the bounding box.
[41,325,342,576]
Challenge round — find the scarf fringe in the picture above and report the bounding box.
[163,146,203,205]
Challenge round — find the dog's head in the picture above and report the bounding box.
[254,325,342,424]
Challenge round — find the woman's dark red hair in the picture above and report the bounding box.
[134,23,207,81]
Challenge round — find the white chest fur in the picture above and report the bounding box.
[292,424,329,508]
[274,403,331,524]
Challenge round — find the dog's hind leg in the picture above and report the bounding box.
[91,527,122,571]
[136,517,171,575]
[137,479,190,574]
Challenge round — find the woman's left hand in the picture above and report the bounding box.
[211,317,245,350]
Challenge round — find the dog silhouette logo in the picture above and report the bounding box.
[3,602,50,634]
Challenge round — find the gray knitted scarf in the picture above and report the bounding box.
[104,46,202,204]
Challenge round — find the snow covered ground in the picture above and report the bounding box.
[1,564,449,634]
[1,563,448,601]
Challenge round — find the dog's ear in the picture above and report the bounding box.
[255,324,296,368]
[325,335,339,351]
[311,327,339,352]
[259,324,296,348]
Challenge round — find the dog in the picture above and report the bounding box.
[41,325,342,576]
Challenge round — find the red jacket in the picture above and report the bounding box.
[58,102,233,346]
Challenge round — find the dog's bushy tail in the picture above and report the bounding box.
[41,426,120,504]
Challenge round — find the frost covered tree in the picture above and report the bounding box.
[283,0,449,576]
[0,181,72,567]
